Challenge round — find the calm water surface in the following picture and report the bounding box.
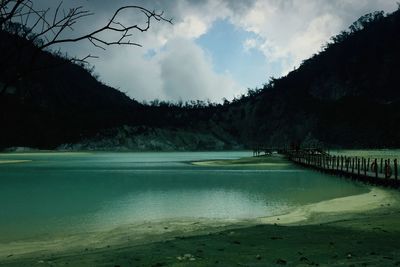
[0,151,368,242]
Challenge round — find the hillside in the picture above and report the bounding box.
[0,29,238,150]
[1,8,400,150]
[211,9,400,148]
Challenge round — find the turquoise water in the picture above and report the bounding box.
[0,152,367,242]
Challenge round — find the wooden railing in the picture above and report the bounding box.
[285,150,400,188]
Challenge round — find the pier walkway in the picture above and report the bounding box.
[253,147,400,188]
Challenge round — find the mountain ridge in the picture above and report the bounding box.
[1,8,400,150]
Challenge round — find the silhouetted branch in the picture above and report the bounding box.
[1,1,172,54]
[0,0,172,93]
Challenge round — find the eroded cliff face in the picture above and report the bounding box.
[58,126,242,151]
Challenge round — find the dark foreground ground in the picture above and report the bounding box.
[2,205,400,267]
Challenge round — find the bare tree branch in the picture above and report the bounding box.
[1,1,172,52]
[0,0,172,94]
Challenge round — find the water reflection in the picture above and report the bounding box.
[0,152,367,242]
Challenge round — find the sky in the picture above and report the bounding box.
[31,0,398,102]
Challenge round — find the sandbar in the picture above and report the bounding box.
[0,160,31,164]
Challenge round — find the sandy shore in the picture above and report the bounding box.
[0,160,31,164]
[1,155,400,266]
[192,154,292,168]
[259,187,393,225]
[1,185,399,266]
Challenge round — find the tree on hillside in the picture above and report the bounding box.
[0,0,172,93]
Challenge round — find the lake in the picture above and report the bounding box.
[0,151,368,243]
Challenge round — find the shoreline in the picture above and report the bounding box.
[258,187,395,225]
[1,185,397,262]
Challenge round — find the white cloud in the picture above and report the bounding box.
[243,38,258,52]
[159,38,241,101]
[37,0,399,101]
[94,47,165,101]
[230,0,398,76]
[92,38,241,103]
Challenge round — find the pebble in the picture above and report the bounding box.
[177,253,196,261]
[347,253,352,259]
[256,254,262,260]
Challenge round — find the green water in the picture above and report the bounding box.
[0,152,367,242]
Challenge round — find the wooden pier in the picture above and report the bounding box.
[287,149,400,188]
[253,147,400,188]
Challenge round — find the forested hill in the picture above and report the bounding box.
[0,8,400,150]
[0,28,144,148]
[212,9,400,148]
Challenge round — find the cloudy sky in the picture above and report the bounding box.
[34,0,398,102]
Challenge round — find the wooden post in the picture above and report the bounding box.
[364,158,367,176]
[346,157,349,172]
[367,158,370,172]
[351,158,354,174]
[384,160,388,179]
[337,156,340,170]
[362,158,364,173]
[341,156,344,171]
[347,157,350,172]
[357,158,360,176]
[380,158,383,174]
[361,158,364,174]
[375,159,378,178]
[395,159,398,180]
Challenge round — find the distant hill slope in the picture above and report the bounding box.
[0,29,143,148]
[213,9,400,148]
[1,8,399,150]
